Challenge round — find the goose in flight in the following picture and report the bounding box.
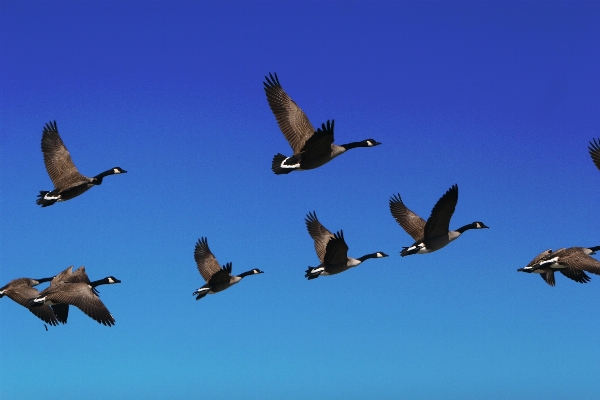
[389,184,488,256]
[192,237,263,300]
[518,246,600,286]
[0,276,59,326]
[36,121,126,207]
[264,73,381,174]
[31,266,120,326]
[304,211,387,279]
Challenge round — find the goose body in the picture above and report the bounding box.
[304,211,388,279]
[589,138,600,171]
[389,184,488,256]
[518,246,600,286]
[31,266,120,326]
[0,276,59,325]
[264,73,381,174]
[36,121,126,207]
[192,237,263,300]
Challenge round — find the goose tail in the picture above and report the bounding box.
[271,154,295,174]
[36,191,57,207]
[305,266,323,280]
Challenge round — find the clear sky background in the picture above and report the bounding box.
[1,1,599,399]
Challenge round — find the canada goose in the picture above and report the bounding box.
[389,184,488,256]
[304,211,388,279]
[519,246,600,286]
[264,73,381,174]
[589,138,600,171]
[41,266,103,324]
[31,266,121,326]
[36,121,127,207]
[192,237,263,300]
[0,276,59,325]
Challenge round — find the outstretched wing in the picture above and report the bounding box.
[264,73,316,153]
[323,230,349,266]
[559,267,591,283]
[46,284,115,326]
[194,237,222,282]
[4,286,59,326]
[389,193,426,241]
[41,121,88,189]
[424,184,458,239]
[305,211,335,263]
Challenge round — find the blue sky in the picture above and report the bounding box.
[1,1,599,398]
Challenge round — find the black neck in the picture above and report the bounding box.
[35,276,54,284]
[456,223,478,234]
[238,270,257,278]
[341,141,368,150]
[90,277,114,287]
[588,245,600,253]
[92,168,117,184]
[357,253,379,262]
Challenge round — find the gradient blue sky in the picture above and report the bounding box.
[1,1,599,399]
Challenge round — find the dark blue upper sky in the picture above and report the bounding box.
[1,1,599,398]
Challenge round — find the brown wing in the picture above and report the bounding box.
[45,284,115,326]
[305,211,335,263]
[63,266,91,284]
[589,138,600,171]
[3,286,59,325]
[41,121,88,189]
[50,266,74,284]
[264,73,316,153]
[424,184,458,239]
[389,193,426,241]
[323,231,350,265]
[540,270,555,286]
[562,248,600,275]
[194,237,222,282]
[559,267,591,283]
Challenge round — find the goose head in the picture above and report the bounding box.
[364,139,381,147]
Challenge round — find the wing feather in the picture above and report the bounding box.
[264,73,316,153]
[194,237,222,282]
[305,211,335,263]
[41,121,88,189]
[389,194,426,241]
[424,184,458,239]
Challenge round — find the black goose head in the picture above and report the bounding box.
[457,221,489,233]
[358,252,389,262]
[238,269,264,278]
[90,276,121,287]
[93,167,127,184]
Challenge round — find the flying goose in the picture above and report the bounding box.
[192,237,263,300]
[304,211,388,279]
[519,246,600,286]
[263,73,381,174]
[40,266,106,323]
[589,138,600,171]
[0,276,59,326]
[36,121,127,207]
[389,184,488,256]
[31,266,121,326]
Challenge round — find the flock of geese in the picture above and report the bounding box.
[2,72,600,328]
